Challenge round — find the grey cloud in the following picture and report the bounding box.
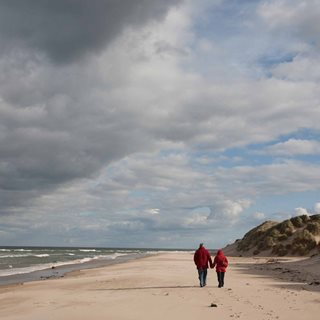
[213,161,320,199]
[1,0,320,227]
[0,26,196,213]
[0,0,180,64]
[0,108,153,214]
[259,0,320,47]
[0,0,181,215]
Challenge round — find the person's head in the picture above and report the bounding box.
[217,249,224,255]
[199,243,204,248]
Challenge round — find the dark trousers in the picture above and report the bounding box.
[198,268,207,287]
[216,271,225,287]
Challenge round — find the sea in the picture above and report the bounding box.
[0,246,189,286]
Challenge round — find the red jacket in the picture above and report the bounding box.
[212,250,228,272]
[194,246,212,269]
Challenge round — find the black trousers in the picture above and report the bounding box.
[216,271,225,287]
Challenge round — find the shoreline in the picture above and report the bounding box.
[0,251,154,287]
[0,247,193,287]
[0,252,319,320]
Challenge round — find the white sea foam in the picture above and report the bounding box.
[0,259,85,277]
[0,251,132,277]
[0,253,51,259]
[0,254,32,258]
[79,257,98,263]
[108,253,129,259]
[0,263,56,277]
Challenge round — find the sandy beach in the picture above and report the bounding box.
[0,252,319,320]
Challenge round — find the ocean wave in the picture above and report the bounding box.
[0,258,89,277]
[78,253,128,263]
[0,252,132,277]
[79,256,98,263]
[108,252,129,259]
[0,254,51,259]
[0,263,56,277]
[0,254,32,258]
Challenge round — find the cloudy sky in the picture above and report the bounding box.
[0,0,319,249]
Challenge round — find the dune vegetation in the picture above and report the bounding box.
[236,214,320,256]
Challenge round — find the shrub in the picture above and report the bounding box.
[310,214,320,222]
[290,216,304,228]
[306,221,320,236]
[277,220,295,236]
[265,236,276,248]
[267,228,281,238]
[301,214,310,223]
[237,242,249,251]
[301,229,314,240]
[278,234,288,241]
[291,230,317,255]
[272,244,288,256]
[237,221,278,252]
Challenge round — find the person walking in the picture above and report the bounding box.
[193,243,212,287]
[211,249,228,288]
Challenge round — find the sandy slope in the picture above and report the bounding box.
[0,253,319,320]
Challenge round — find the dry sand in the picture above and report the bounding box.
[0,252,319,320]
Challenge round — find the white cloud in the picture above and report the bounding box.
[264,139,320,156]
[185,213,209,227]
[294,207,309,216]
[209,199,251,220]
[314,203,320,214]
[272,54,320,81]
[254,212,266,220]
[146,208,160,215]
[259,0,320,43]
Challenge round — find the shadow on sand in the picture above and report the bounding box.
[233,261,320,293]
[91,285,210,291]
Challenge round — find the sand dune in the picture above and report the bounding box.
[0,253,319,320]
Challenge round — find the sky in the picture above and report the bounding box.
[0,0,319,249]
